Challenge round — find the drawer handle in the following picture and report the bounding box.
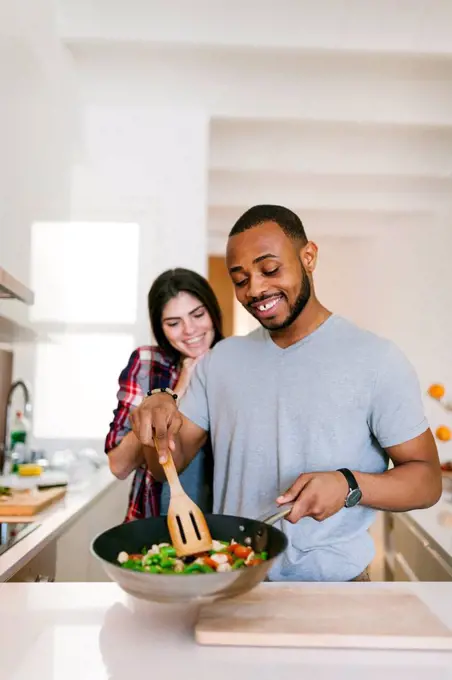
[34,575,54,582]
[394,552,419,581]
[399,516,430,548]
[425,545,452,578]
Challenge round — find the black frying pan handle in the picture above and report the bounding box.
[257,502,294,526]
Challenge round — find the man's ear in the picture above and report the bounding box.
[300,241,318,274]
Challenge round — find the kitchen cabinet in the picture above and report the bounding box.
[0,349,13,449]
[0,266,40,343]
[54,477,131,582]
[0,267,34,305]
[5,475,132,583]
[384,512,452,582]
[8,541,57,582]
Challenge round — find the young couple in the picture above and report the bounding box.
[106,204,441,582]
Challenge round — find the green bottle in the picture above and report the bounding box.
[10,411,28,472]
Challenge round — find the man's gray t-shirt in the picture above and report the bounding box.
[179,314,428,581]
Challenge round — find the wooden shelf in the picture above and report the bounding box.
[0,314,52,343]
[0,267,34,305]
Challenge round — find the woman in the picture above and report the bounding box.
[105,268,223,521]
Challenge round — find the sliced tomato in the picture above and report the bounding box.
[203,556,219,570]
[233,544,253,559]
[248,558,263,567]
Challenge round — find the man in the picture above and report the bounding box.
[130,205,441,582]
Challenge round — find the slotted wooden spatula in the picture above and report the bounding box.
[155,440,213,557]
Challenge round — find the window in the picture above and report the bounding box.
[34,332,134,439]
[30,221,139,324]
[30,222,140,441]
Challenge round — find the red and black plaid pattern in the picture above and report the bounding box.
[105,346,179,522]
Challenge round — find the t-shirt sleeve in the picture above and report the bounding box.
[178,353,210,432]
[368,342,429,448]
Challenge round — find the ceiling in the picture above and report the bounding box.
[56,0,452,247]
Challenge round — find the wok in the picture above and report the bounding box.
[90,506,291,604]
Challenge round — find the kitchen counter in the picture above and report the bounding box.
[0,582,451,680]
[0,466,120,582]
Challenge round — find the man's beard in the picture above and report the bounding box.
[251,264,311,331]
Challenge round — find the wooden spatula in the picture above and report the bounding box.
[156,441,213,557]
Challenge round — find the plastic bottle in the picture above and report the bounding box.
[10,411,28,449]
[10,411,29,472]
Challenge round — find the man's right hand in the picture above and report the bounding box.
[130,393,183,464]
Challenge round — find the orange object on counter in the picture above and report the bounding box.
[436,425,451,442]
[428,384,446,400]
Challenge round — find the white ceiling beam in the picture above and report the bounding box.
[208,205,438,238]
[71,45,452,128]
[210,169,452,192]
[209,120,452,177]
[209,170,452,213]
[58,0,452,56]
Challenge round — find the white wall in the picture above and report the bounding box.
[315,235,380,333]
[58,0,452,56]
[314,228,452,460]
[0,0,77,392]
[0,1,76,282]
[70,43,452,127]
[70,106,210,348]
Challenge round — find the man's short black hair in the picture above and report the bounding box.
[229,205,308,244]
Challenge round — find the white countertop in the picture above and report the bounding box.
[0,466,118,582]
[0,582,451,680]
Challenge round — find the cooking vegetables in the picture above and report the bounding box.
[117,539,268,574]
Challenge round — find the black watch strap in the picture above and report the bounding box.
[337,467,362,508]
[337,468,358,490]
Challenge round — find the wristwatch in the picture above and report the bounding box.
[337,468,362,508]
[146,387,178,400]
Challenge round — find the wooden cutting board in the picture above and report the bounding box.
[195,585,452,650]
[0,487,67,516]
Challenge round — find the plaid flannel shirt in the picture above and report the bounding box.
[105,346,179,522]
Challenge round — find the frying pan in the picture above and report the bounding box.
[90,506,291,604]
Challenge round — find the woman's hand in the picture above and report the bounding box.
[108,431,145,480]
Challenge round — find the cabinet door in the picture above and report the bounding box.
[86,479,132,582]
[392,514,452,582]
[8,541,57,582]
[55,478,132,582]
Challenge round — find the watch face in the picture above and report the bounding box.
[345,488,362,508]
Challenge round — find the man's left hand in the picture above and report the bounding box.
[276,471,350,523]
